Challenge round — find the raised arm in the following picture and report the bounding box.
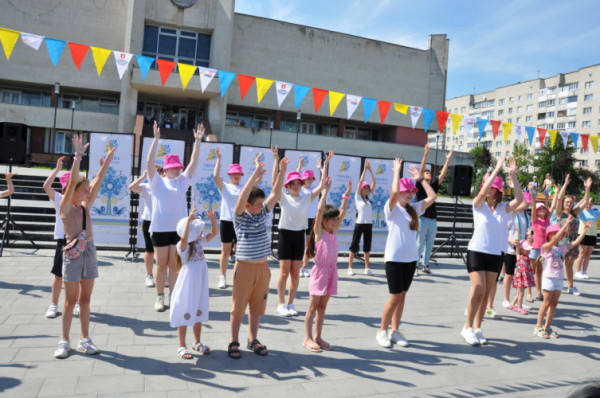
[409,165,437,211]
[310,151,334,201]
[296,152,304,172]
[541,216,572,252]
[205,209,219,243]
[313,176,332,241]
[266,157,288,211]
[568,221,593,251]
[336,179,352,232]
[43,156,65,200]
[573,177,592,216]
[388,158,402,212]
[555,174,570,218]
[473,156,505,209]
[87,142,116,209]
[179,205,198,252]
[146,121,160,181]
[419,144,429,178]
[549,182,560,216]
[60,134,89,217]
[438,149,453,184]
[366,160,376,192]
[1,172,17,198]
[235,163,266,216]
[185,123,205,179]
[271,144,279,186]
[505,158,524,213]
[213,147,224,191]
[356,163,367,196]
[128,170,148,194]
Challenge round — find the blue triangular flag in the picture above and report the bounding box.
[362,98,377,123]
[136,55,154,81]
[45,38,66,66]
[218,70,236,98]
[476,118,489,140]
[525,126,535,146]
[570,132,579,150]
[294,85,310,109]
[422,108,436,132]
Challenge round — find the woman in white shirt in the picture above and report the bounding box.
[347,160,376,276]
[462,156,523,346]
[376,159,437,348]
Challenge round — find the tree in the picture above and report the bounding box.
[512,141,533,188]
[469,145,498,194]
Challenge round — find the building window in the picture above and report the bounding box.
[506,140,511,146]
[568,82,579,91]
[585,81,594,89]
[559,98,567,105]
[579,160,588,167]
[506,151,510,156]
[526,104,533,111]
[567,108,577,116]
[495,151,501,157]
[557,122,565,129]
[527,93,534,100]
[567,96,577,103]
[461,106,466,112]
[584,94,593,101]
[509,97,514,103]
[496,141,502,147]
[498,99,505,105]
[547,111,555,118]
[498,109,504,116]
[517,106,522,113]
[471,99,495,109]
[142,25,211,68]
[567,121,576,128]
[526,116,532,122]
[507,119,512,123]
[582,120,591,128]
[516,117,521,123]
[596,160,600,167]
[583,107,592,114]
[518,95,523,102]
[508,108,513,114]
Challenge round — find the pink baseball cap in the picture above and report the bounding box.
[480,176,503,192]
[301,170,315,180]
[361,181,371,190]
[163,154,184,170]
[399,178,418,193]
[285,171,303,188]
[523,192,532,204]
[227,164,244,176]
[59,172,71,193]
[545,223,563,239]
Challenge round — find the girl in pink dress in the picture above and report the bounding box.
[303,177,351,352]
[510,232,536,315]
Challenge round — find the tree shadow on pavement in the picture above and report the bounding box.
[0,281,50,298]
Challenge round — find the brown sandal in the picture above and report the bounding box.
[247,339,268,356]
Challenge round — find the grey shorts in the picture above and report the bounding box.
[62,242,98,282]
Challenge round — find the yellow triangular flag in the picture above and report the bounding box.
[394,103,408,114]
[0,27,20,60]
[90,47,112,76]
[502,122,513,144]
[329,91,345,116]
[549,129,558,148]
[178,63,197,90]
[590,135,598,153]
[450,113,463,136]
[256,78,274,104]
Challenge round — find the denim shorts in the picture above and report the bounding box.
[529,249,541,261]
[541,277,563,292]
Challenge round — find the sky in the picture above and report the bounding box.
[234,0,600,100]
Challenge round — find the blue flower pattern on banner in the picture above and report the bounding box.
[91,166,128,216]
[329,184,354,227]
[371,186,387,228]
[194,175,221,220]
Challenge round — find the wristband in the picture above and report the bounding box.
[343,195,350,200]
[74,155,82,161]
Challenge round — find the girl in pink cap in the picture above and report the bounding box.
[530,199,554,300]
[274,150,331,317]
[146,120,205,312]
[376,159,437,349]
[461,156,523,346]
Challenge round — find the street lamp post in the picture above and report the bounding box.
[70,100,76,133]
[434,135,439,175]
[50,82,60,165]
[295,110,302,150]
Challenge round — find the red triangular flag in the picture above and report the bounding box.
[537,128,547,149]
[581,134,589,152]
[378,100,392,124]
[436,111,450,134]
[490,120,502,140]
[312,88,328,113]
[237,74,256,101]
[67,42,89,71]
[156,59,176,86]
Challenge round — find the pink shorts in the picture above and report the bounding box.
[309,261,337,296]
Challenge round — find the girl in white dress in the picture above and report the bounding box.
[171,206,218,359]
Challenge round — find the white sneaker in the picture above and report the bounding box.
[376,330,392,348]
[474,328,487,345]
[154,295,165,312]
[522,304,532,310]
[77,337,99,355]
[145,275,155,287]
[73,303,80,316]
[347,268,355,276]
[218,275,227,289]
[502,300,511,309]
[277,304,292,317]
[389,330,409,347]
[54,340,71,359]
[582,272,590,280]
[364,269,373,276]
[303,268,311,277]
[572,286,581,296]
[45,304,58,318]
[287,304,299,316]
[461,327,480,346]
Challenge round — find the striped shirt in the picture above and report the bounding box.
[234,207,272,260]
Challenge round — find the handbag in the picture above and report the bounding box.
[62,206,88,260]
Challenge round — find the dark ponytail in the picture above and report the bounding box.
[404,203,419,231]
[306,204,340,258]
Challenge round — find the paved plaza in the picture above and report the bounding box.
[0,248,598,397]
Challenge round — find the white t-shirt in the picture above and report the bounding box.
[50,191,64,240]
[149,170,191,233]
[139,183,152,221]
[301,186,319,219]
[219,183,241,222]
[468,201,511,256]
[278,193,312,231]
[506,212,530,254]
[355,193,373,224]
[384,200,425,263]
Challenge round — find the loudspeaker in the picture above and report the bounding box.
[0,123,27,165]
[449,165,472,197]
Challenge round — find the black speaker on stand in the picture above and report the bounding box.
[0,123,27,165]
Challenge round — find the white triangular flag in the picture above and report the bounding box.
[275,81,293,108]
[409,106,423,129]
[559,130,569,149]
[346,94,362,119]
[463,117,476,138]
[198,67,217,93]
[20,32,44,50]
[515,125,524,143]
[113,51,133,80]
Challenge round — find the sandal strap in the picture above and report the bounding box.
[178,347,191,357]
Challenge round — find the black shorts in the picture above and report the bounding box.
[503,253,517,276]
[51,239,65,277]
[142,220,154,253]
[277,228,305,261]
[220,220,237,244]
[151,231,180,247]
[385,261,417,294]
[349,223,372,253]
[466,250,504,273]
[306,218,315,236]
[581,235,597,247]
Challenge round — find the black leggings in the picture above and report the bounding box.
[349,223,372,253]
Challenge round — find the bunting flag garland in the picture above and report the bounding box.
[346,95,361,119]
[20,32,44,50]
[422,108,436,132]
[135,55,154,80]
[362,98,377,123]
[90,47,111,76]
[450,113,463,136]
[378,100,392,124]
[45,38,66,66]
[156,59,176,86]
[571,133,579,150]
[113,51,133,80]
[490,120,502,140]
[255,78,274,104]
[312,88,329,113]
[218,70,236,98]
[476,118,489,140]
[68,42,89,70]
[178,63,197,90]
[548,129,558,148]
[589,135,597,153]
[537,128,547,149]
[526,126,535,146]
[581,134,589,152]
[515,125,524,143]
[0,27,20,60]
[463,117,475,138]
[237,74,256,100]
[502,122,513,144]
[198,67,217,92]
[294,84,310,109]
[559,131,569,150]
[436,111,450,134]
[328,91,345,116]
[394,103,408,114]
[275,81,293,107]
[409,106,423,129]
